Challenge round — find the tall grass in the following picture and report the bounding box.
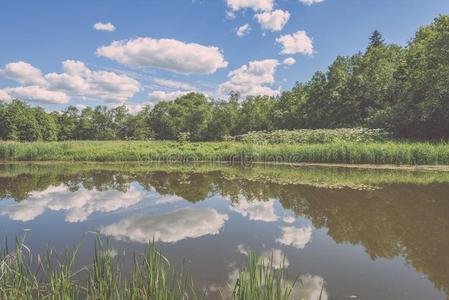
[0,236,298,299]
[0,235,197,299]
[232,253,297,300]
[1,140,449,165]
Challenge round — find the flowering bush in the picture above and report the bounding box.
[232,128,391,144]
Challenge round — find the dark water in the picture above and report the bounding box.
[0,163,448,299]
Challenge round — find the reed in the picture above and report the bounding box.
[0,236,298,299]
[1,140,449,165]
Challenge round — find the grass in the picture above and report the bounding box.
[0,235,299,300]
[1,140,449,165]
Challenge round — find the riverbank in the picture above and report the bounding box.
[1,140,449,165]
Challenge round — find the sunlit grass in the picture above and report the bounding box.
[1,140,449,165]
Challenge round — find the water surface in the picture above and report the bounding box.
[0,163,448,299]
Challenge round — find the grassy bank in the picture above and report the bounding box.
[0,236,296,300]
[1,140,449,165]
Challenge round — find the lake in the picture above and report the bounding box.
[0,163,448,299]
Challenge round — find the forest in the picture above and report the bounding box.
[1,15,449,142]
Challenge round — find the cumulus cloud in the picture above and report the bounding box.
[0,90,11,102]
[255,10,290,32]
[0,86,70,104]
[276,31,314,55]
[93,22,116,32]
[153,78,195,91]
[282,57,296,66]
[277,226,313,249]
[0,60,141,104]
[218,59,280,97]
[148,90,194,103]
[299,0,325,5]
[228,195,279,222]
[96,37,228,75]
[236,24,251,37]
[0,185,144,223]
[226,0,274,11]
[1,61,46,85]
[100,207,229,243]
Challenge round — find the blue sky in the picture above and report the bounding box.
[0,0,448,112]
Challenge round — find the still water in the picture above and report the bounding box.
[0,163,448,299]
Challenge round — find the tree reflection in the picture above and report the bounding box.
[0,163,448,296]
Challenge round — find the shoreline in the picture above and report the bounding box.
[2,159,449,172]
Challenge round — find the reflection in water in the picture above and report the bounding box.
[229,195,279,222]
[100,207,229,243]
[210,256,327,300]
[1,184,143,222]
[292,275,328,300]
[237,244,290,269]
[277,226,313,249]
[0,164,448,299]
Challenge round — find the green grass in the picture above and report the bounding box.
[0,235,299,300]
[1,140,449,165]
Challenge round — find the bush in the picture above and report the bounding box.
[233,128,391,144]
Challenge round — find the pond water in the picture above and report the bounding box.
[0,163,448,299]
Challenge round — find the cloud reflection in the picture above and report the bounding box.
[1,185,143,223]
[228,195,279,222]
[277,226,313,249]
[100,207,229,243]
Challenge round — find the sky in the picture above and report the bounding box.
[0,0,448,112]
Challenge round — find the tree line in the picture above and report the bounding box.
[1,15,449,142]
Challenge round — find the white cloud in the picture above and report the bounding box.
[282,57,296,66]
[229,195,279,222]
[93,22,116,32]
[277,226,312,249]
[1,61,46,85]
[1,86,69,104]
[123,103,148,114]
[148,90,194,103]
[96,37,228,75]
[153,78,195,91]
[276,31,314,55]
[255,10,290,32]
[0,185,144,223]
[299,0,325,5]
[282,215,296,223]
[219,59,280,97]
[100,207,229,243]
[291,275,328,300]
[0,90,11,102]
[226,0,274,11]
[236,24,251,37]
[0,60,141,104]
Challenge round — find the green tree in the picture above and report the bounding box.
[33,107,58,141]
[392,15,449,138]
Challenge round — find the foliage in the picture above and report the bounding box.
[1,16,449,141]
[232,128,390,144]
